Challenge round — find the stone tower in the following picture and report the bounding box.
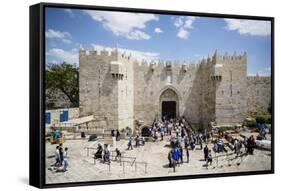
[211,51,247,126]
[79,48,134,131]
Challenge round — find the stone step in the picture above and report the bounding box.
[98,138,114,146]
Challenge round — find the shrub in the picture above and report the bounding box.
[121,126,132,134]
[265,115,271,123]
[245,119,257,128]
[255,116,266,124]
[219,126,234,132]
[250,113,271,124]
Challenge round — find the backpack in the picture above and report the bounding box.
[171,149,180,161]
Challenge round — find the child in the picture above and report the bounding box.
[206,150,212,166]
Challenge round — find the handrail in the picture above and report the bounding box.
[84,147,148,173]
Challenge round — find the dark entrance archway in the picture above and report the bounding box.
[159,88,179,119]
[162,101,176,119]
[141,126,151,137]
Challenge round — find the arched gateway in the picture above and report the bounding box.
[159,88,179,119]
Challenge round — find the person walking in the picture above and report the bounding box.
[54,146,60,166]
[186,146,190,163]
[160,126,164,141]
[204,145,209,161]
[206,150,213,166]
[179,145,184,163]
[247,135,255,155]
[59,147,64,166]
[63,147,69,171]
[116,129,120,141]
[115,148,122,161]
[112,129,117,148]
[234,139,241,157]
[127,136,133,150]
[135,135,140,147]
[199,133,203,150]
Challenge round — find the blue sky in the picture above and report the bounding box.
[45,7,272,76]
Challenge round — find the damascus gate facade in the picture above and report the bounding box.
[79,48,271,132]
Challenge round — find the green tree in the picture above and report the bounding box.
[46,62,79,107]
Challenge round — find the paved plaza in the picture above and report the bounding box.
[46,135,271,184]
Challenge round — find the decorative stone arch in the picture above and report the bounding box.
[158,86,182,119]
[157,85,182,102]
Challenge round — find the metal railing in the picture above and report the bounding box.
[84,147,148,174]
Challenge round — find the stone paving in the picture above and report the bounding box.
[45,136,271,184]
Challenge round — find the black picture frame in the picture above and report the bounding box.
[30,2,274,188]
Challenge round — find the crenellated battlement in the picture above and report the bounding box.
[80,48,118,58]
[134,60,200,71]
[79,47,247,70]
[247,75,271,81]
[212,50,247,63]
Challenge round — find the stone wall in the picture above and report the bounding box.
[133,61,201,126]
[246,76,271,114]
[79,48,271,130]
[45,107,79,125]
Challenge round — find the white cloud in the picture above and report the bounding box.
[127,30,150,40]
[174,16,196,40]
[91,43,160,61]
[64,9,75,18]
[174,18,183,28]
[45,29,72,44]
[177,28,189,39]
[46,48,78,64]
[154,27,163,33]
[224,19,271,36]
[83,10,158,40]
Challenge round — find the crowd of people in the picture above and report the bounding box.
[150,116,258,169]
[54,117,258,173]
[150,116,211,168]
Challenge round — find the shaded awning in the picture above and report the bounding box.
[52,115,94,128]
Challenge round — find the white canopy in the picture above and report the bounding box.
[53,115,94,128]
